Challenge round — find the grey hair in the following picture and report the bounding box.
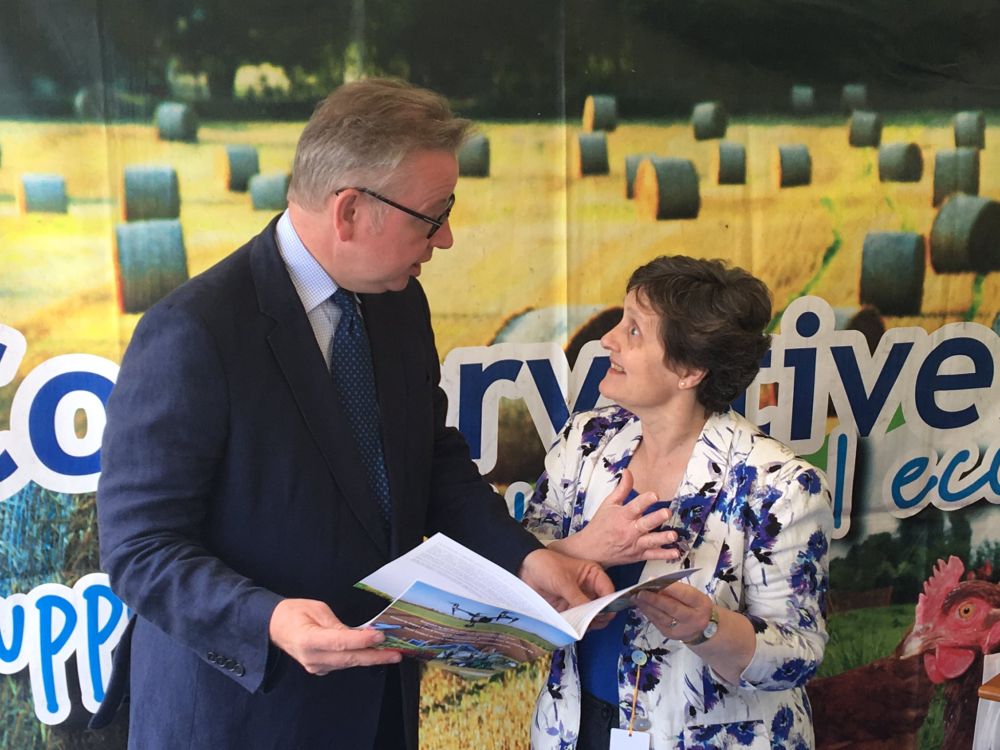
[287,78,472,212]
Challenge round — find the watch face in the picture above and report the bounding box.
[704,620,719,638]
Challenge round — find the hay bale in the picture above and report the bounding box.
[791,85,816,114]
[576,133,609,176]
[776,144,811,188]
[249,171,290,210]
[73,85,105,120]
[624,153,654,198]
[859,232,925,316]
[878,143,923,182]
[123,165,180,221]
[155,101,198,142]
[458,134,490,177]
[832,305,885,354]
[716,141,746,185]
[954,111,986,149]
[224,145,260,192]
[114,220,189,314]
[691,101,728,140]
[21,174,68,213]
[848,111,882,147]
[841,83,868,112]
[634,157,700,220]
[932,148,979,207]
[929,194,1000,274]
[582,95,617,132]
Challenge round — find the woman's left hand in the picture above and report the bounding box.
[634,582,713,643]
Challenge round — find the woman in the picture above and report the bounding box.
[523,256,832,749]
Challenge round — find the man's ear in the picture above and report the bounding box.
[330,190,359,242]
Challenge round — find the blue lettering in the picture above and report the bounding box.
[526,359,570,432]
[831,342,913,436]
[28,371,114,476]
[458,360,522,459]
[938,449,990,503]
[0,601,25,663]
[914,337,994,430]
[82,584,124,703]
[35,594,77,715]
[571,355,609,413]
[891,456,938,511]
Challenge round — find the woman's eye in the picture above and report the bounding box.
[629,326,639,336]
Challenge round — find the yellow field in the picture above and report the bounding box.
[2,116,999,748]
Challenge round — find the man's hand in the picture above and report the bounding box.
[268,598,401,675]
[518,548,614,611]
[548,469,680,567]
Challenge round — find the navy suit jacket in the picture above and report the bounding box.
[94,217,541,748]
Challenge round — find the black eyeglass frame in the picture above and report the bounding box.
[335,186,455,239]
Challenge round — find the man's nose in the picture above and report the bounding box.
[432,220,454,249]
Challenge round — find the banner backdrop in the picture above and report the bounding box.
[2,2,999,748]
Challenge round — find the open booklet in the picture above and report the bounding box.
[355,533,695,679]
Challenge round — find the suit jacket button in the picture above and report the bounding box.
[224,659,236,671]
[234,664,246,677]
[208,651,217,661]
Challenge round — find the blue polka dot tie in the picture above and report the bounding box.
[329,288,392,535]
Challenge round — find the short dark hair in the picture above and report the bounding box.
[626,255,772,414]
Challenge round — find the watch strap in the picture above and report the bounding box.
[682,607,719,646]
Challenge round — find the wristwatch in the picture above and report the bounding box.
[682,607,719,646]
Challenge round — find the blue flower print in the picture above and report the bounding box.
[771,706,793,742]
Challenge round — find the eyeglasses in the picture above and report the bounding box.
[335,186,455,239]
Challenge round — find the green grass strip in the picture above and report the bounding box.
[966,274,986,321]
[767,197,842,333]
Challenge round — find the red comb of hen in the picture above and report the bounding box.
[916,556,965,625]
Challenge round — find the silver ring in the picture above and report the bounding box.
[669,617,678,628]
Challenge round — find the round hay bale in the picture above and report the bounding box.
[114,220,189,314]
[582,95,617,132]
[790,85,816,114]
[624,153,654,198]
[576,133,609,176]
[848,110,882,147]
[929,194,1000,274]
[249,171,290,210]
[841,83,868,112]
[224,145,260,192]
[954,111,985,149]
[932,148,979,207]
[878,142,923,182]
[634,157,700,220]
[73,85,105,120]
[859,232,925,316]
[832,305,885,354]
[566,307,622,368]
[458,134,490,177]
[123,165,180,221]
[20,174,68,214]
[776,144,811,188]
[716,141,746,185]
[691,101,728,140]
[154,101,198,142]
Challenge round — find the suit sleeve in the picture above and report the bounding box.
[411,284,543,574]
[97,302,282,693]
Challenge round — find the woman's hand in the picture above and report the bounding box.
[635,583,757,684]
[549,469,681,567]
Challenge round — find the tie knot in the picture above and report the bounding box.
[331,288,358,318]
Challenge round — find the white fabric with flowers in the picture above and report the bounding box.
[523,406,833,750]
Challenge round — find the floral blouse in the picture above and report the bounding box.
[523,406,833,750]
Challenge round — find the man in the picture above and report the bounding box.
[93,78,611,749]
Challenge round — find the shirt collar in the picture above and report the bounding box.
[275,210,338,313]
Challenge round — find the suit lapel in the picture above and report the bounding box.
[250,225,389,557]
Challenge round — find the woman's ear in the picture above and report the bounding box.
[678,366,708,389]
